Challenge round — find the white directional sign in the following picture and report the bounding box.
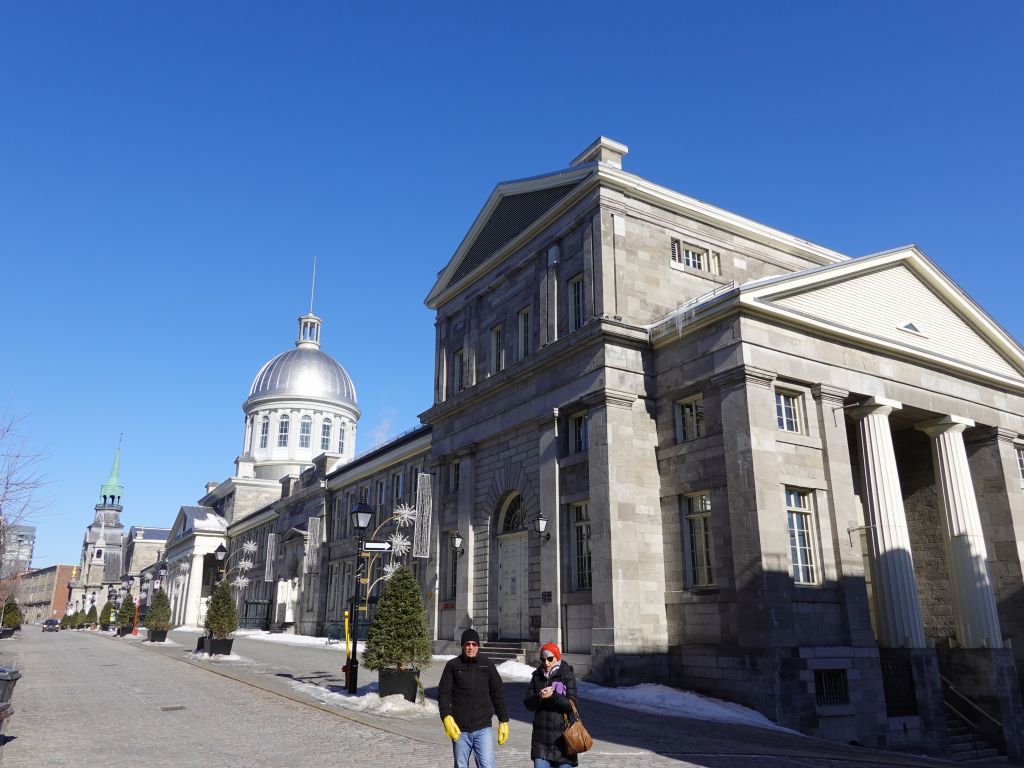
[362,541,392,552]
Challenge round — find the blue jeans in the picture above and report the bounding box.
[534,760,573,768]
[453,726,494,768]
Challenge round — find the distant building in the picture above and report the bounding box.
[17,564,76,621]
[1,524,36,578]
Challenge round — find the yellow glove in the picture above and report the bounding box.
[443,715,461,741]
[497,721,509,745]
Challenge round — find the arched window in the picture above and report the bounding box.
[501,494,525,533]
[278,414,290,448]
[259,416,269,449]
[299,415,312,449]
[321,419,332,452]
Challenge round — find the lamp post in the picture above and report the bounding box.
[346,498,374,694]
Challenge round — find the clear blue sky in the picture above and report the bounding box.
[2,2,1021,567]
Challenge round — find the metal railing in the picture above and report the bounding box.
[940,673,1004,757]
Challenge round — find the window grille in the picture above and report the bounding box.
[814,669,850,706]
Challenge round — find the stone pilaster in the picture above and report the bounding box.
[812,385,875,645]
[712,364,785,647]
[588,387,667,681]
[185,552,206,627]
[537,408,561,646]
[455,443,476,640]
[917,416,1003,649]
[850,397,925,649]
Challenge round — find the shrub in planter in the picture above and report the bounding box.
[99,602,113,630]
[116,595,136,634]
[363,566,432,702]
[203,580,237,654]
[1,601,22,629]
[144,589,171,642]
[86,605,98,626]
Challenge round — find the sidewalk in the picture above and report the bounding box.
[107,628,979,767]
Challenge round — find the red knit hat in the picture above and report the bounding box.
[540,642,561,661]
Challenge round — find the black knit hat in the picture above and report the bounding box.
[461,628,480,645]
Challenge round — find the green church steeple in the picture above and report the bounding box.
[99,444,123,507]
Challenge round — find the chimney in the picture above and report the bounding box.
[570,136,628,169]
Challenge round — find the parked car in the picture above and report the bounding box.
[42,618,59,632]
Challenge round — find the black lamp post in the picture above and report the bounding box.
[212,540,227,577]
[346,498,374,694]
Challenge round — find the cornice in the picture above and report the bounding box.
[964,426,1020,448]
[711,364,777,392]
[811,384,850,405]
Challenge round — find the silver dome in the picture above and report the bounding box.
[245,347,358,409]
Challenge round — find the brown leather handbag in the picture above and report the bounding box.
[561,699,594,755]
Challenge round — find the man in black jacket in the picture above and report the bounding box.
[438,628,509,768]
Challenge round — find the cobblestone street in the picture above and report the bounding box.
[0,628,1009,767]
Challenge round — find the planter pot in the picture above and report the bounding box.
[204,637,233,656]
[100,624,110,631]
[117,626,133,637]
[147,629,168,643]
[0,628,14,640]
[378,669,420,703]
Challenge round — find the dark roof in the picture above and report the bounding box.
[445,181,582,290]
[129,527,171,541]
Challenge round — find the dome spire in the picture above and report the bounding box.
[99,437,123,507]
[297,256,322,349]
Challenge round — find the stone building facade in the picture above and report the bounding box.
[421,137,1024,753]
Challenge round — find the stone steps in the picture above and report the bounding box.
[945,711,1002,763]
[479,641,525,663]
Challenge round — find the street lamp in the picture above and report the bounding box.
[450,531,465,558]
[346,498,374,694]
[534,513,550,542]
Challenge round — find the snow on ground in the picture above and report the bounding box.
[496,660,792,733]
[234,629,341,647]
[189,650,246,662]
[288,679,439,718]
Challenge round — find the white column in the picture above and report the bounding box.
[916,415,1003,649]
[184,553,206,627]
[851,397,926,648]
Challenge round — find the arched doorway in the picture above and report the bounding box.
[496,493,529,640]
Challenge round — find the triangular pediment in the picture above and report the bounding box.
[741,247,1024,386]
[426,167,594,306]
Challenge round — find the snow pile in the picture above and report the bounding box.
[289,679,439,718]
[234,629,343,647]
[189,650,245,662]
[497,660,788,733]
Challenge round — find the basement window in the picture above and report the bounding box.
[814,669,850,706]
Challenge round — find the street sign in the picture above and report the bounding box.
[362,541,392,552]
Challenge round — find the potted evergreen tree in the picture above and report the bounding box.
[203,579,237,655]
[0,602,17,639]
[99,601,113,631]
[144,589,171,642]
[86,605,98,628]
[362,566,432,702]
[116,595,136,636]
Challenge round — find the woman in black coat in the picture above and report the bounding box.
[523,642,579,768]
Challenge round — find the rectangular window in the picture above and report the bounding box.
[452,349,464,393]
[568,413,588,455]
[259,418,269,449]
[338,425,346,455]
[815,669,850,706]
[344,492,354,537]
[709,251,721,275]
[328,564,340,614]
[449,461,461,493]
[299,417,312,449]
[517,307,531,360]
[489,325,505,375]
[332,497,345,541]
[376,480,385,509]
[674,396,705,443]
[775,391,802,433]
[320,420,331,452]
[572,503,592,590]
[277,416,289,448]
[683,493,714,587]
[568,274,584,332]
[393,472,404,503]
[786,488,817,585]
[684,245,706,269]
[446,543,458,600]
[1016,446,1024,480]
